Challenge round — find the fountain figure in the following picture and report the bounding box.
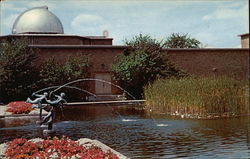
[26,92,48,120]
[26,92,67,133]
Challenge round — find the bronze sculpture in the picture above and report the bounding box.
[26,92,67,133]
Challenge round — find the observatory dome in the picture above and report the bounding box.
[12,6,64,34]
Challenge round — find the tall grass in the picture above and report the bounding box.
[144,76,249,118]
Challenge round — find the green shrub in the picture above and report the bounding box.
[39,54,90,86]
[0,38,38,103]
[38,54,90,101]
[144,76,249,118]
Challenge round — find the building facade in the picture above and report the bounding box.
[0,6,249,97]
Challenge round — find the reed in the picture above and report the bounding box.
[144,76,249,118]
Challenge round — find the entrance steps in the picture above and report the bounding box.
[66,100,145,106]
[87,94,126,102]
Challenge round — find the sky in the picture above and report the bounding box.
[0,0,249,47]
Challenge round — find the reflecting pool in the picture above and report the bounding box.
[0,105,249,158]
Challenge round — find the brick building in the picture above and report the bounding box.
[0,6,249,98]
[0,6,126,97]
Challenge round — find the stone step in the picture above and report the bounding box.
[87,95,126,101]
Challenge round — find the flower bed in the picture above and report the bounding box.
[6,101,33,114]
[4,137,119,159]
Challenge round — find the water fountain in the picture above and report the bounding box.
[26,78,169,134]
[34,85,97,97]
[24,78,139,135]
[51,78,136,100]
[1,78,249,158]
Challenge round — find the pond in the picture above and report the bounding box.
[0,105,249,158]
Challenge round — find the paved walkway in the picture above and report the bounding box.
[0,105,10,116]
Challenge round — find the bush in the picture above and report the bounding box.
[39,54,90,86]
[38,54,90,101]
[144,76,249,118]
[6,101,33,114]
[0,38,38,103]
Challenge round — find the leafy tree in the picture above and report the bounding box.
[39,54,90,101]
[38,57,63,86]
[63,54,90,81]
[39,54,90,86]
[0,38,38,103]
[111,34,184,99]
[164,33,201,48]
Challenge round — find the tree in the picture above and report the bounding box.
[39,54,90,86]
[164,33,201,48]
[0,38,38,103]
[111,34,184,99]
[39,54,90,101]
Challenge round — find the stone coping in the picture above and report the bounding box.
[66,100,145,106]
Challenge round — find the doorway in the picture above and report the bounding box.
[94,73,111,94]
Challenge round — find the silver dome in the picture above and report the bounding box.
[12,6,64,34]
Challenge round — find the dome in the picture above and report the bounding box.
[12,6,64,34]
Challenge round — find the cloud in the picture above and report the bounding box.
[70,14,110,35]
[1,2,26,12]
[203,8,243,20]
[195,32,216,47]
[71,14,104,26]
[202,2,248,20]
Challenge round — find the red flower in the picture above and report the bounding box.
[4,137,119,159]
[6,101,33,114]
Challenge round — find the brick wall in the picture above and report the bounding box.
[31,36,82,45]
[33,46,249,94]
[0,35,112,46]
[165,48,249,80]
[32,45,126,94]
[1,34,248,94]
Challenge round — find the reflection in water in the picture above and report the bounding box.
[0,116,38,128]
[0,105,249,158]
[122,119,137,122]
[156,124,169,127]
[248,120,250,148]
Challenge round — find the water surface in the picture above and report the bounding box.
[0,105,249,158]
